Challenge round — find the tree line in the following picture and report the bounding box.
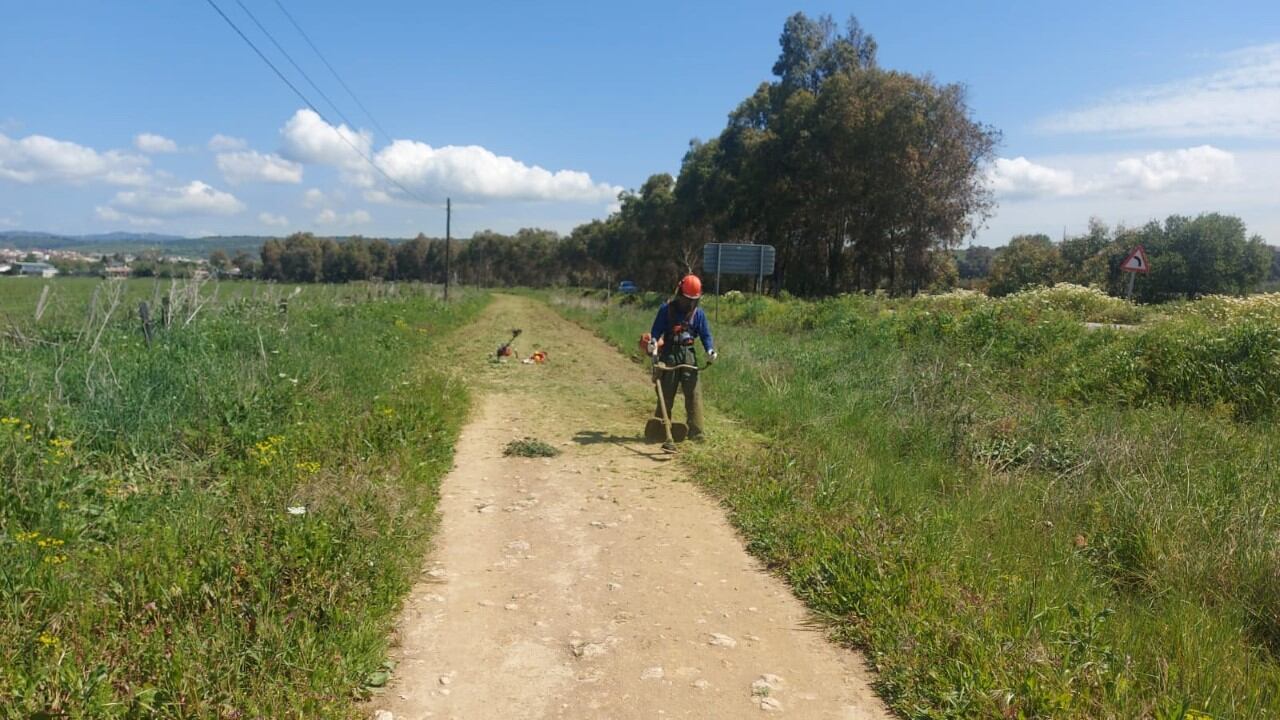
[250,229,599,287]
[960,214,1275,301]
[238,211,1277,302]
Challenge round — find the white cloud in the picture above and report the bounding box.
[0,132,151,186]
[259,211,290,227]
[987,157,1079,198]
[277,108,621,202]
[111,180,244,217]
[279,109,372,167]
[208,134,249,151]
[302,187,327,208]
[1041,43,1280,138]
[315,208,371,226]
[95,205,162,227]
[134,133,178,154]
[375,140,621,202]
[1112,145,1237,192]
[988,145,1238,199]
[978,148,1280,247]
[216,150,303,185]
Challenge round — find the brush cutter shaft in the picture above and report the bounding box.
[652,368,676,449]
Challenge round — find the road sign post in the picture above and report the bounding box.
[715,246,722,324]
[1119,245,1150,300]
[702,243,777,324]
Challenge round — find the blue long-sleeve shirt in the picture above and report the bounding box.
[651,302,714,353]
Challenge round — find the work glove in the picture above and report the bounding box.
[706,349,718,365]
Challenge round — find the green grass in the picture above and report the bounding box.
[552,289,1280,719]
[0,278,484,718]
[0,277,446,327]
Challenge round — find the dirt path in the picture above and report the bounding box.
[375,294,889,719]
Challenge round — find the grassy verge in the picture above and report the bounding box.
[550,288,1280,719]
[1,279,485,718]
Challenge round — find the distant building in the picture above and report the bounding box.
[0,263,11,274]
[12,262,57,278]
[102,265,131,278]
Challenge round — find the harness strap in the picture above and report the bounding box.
[664,303,697,348]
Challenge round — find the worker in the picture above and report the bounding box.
[647,274,717,445]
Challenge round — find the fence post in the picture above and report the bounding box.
[139,301,153,348]
[34,285,50,322]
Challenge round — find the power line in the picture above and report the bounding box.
[201,0,430,206]
[232,0,360,136]
[202,0,316,123]
[270,0,395,147]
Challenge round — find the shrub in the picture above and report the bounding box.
[1002,283,1144,324]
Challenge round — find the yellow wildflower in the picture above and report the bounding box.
[37,633,59,647]
[47,437,74,462]
[42,554,68,565]
[251,435,286,467]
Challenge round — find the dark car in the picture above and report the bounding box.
[617,280,638,295]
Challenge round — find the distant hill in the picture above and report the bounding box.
[79,232,189,243]
[1,230,188,243]
[0,230,61,241]
[0,230,261,256]
[0,230,430,257]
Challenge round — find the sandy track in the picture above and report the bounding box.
[375,295,889,719]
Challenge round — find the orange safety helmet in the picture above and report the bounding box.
[677,274,703,300]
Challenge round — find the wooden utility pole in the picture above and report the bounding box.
[444,197,451,302]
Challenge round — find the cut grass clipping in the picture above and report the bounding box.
[504,437,560,458]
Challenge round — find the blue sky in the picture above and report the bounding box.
[2,0,1279,245]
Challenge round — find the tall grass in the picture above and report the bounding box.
[554,288,1280,719]
[1,279,484,718]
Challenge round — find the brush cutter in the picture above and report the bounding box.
[495,328,522,359]
[645,358,704,452]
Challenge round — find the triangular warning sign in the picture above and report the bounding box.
[1120,245,1150,274]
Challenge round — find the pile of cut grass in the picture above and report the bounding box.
[503,437,561,458]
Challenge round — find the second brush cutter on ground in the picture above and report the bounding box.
[495,328,522,358]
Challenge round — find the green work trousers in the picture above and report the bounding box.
[653,345,704,438]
